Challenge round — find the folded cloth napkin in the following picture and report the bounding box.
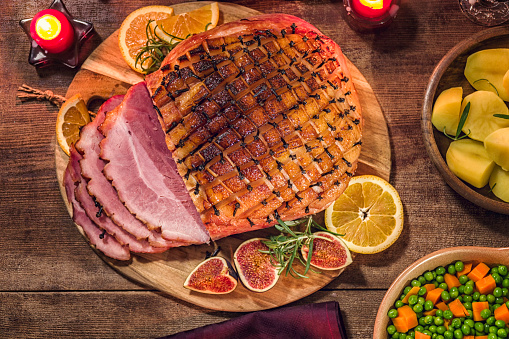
[162,301,347,339]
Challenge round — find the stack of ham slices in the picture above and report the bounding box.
[63,14,362,260]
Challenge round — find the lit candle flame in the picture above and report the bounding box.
[36,14,61,40]
[359,0,384,10]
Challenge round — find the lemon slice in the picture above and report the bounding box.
[154,3,219,44]
[325,175,404,254]
[56,94,90,156]
[118,5,175,74]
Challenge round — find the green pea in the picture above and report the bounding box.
[487,294,495,304]
[409,294,418,305]
[502,288,508,297]
[425,315,434,325]
[404,286,412,294]
[472,291,480,300]
[387,325,397,335]
[436,266,446,275]
[489,325,498,333]
[436,275,445,283]
[491,267,499,275]
[503,278,509,288]
[443,310,454,319]
[429,325,437,333]
[399,333,407,339]
[485,322,491,332]
[465,280,474,287]
[487,333,497,339]
[425,271,434,282]
[391,332,400,339]
[436,335,444,339]
[496,297,505,305]
[463,295,472,303]
[479,294,487,302]
[413,303,423,313]
[463,301,472,310]
[437,326,446,334]
[499,265,509,277]
[463,284,474,295]
[487,316,496,325]
[458,285,465,294]
[453,328,463,338]
[436,309,443,317]
[441,290,451,302]
[415,326,424,333]
[434,317,444,326]
[444,330,453,339]
[418,276,427,285]
[498,328,508,338]
[495,320,506,328]
[507,301,509,308]
[461,324,471,335]
[458,275,468,285]
[450,287,459,299]
[448,265,457,275]
[474,321,484,332]
[452,318,462,328]
[412,279,421,287]
[481,308,491,319]
[418,286,427,296]
[388,308,399,318]
[418,297,426,305]
[439,282,448,290]
[424,300,434,311]
[395,300,404,308]
[455,261,464,273]
[492,273,502,284]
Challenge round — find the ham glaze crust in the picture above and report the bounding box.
[146,14,362,240]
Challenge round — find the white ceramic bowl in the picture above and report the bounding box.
[373,246,509,338]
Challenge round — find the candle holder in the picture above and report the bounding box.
[343,0,401,33]
[19,0,94,68]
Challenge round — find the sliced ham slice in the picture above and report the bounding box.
[99,82,210,244]
[70,146,167,254]
[76,95,178,249]
[64,145,131,261]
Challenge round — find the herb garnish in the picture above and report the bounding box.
[444,102,471,140]
[260,217,343,278]
[494,114,509,120]
[135,20,183,74]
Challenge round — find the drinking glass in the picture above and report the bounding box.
[459,0,509,26]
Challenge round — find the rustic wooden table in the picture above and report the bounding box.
[2,0,508,338]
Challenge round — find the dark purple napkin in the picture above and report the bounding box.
[162,301,347,339]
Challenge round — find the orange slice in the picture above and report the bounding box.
[56,94,90,156]
[118,5,174,74]
[154,3,219,44]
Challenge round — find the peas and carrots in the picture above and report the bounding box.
[387,261,509,339]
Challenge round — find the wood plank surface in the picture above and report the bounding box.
[2,0,509,337]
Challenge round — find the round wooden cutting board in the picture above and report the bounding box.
[56,2,391,312]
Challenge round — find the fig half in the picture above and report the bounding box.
[233,238,280,292]
[184,256,238,294]
[301,232,353,270]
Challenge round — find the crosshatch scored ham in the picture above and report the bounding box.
[64,13,362,259]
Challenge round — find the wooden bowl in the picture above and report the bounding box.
[422,26,509,215]
[373,246,509,338]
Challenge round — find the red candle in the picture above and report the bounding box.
[352,0,392,19]
[30,9,74,54]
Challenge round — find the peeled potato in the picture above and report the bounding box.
[503,69,509,94]
[461,90,509,141]
[484,127,509,171]
[446,138,495,188]
[464,48,509,101]
[431,87,462,135]
[489,165,509,202]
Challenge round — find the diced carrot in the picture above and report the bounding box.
[436,301,449,311]
[444,318,451,330]
[444,273,461,290]
[415,331,431,339]
[424,283,436,294]
[456,262,473,278]
[402,286,421,304]
[474,336,489,339]
[448,298,468,317]
[494,303,509,324]
[472,301,490,321]
[476,275,496,295]
[463,336,475,339]
[423,309,437,316]
[426,288,444,306]
[467,262,490,282]
[393,305,419,333]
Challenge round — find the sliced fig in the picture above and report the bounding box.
[233,238,280,292]
[301,232,353,270]
[184,256,238,294]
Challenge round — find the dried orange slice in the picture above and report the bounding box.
[154,3,219,44]
[118,5,174,73]
[56,94,90,156]
[325,175,404,254]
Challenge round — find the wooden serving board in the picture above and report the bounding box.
[56,2,391,312]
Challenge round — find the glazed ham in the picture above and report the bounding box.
[65,14,362,259]
[146,14,362,239]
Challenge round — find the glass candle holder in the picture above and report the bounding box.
[19,0,94,68]
[343,0,401,33]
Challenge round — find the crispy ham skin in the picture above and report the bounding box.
[64,145,131,261]
[76,96,180,249]
[99,83,210,244]
[146,14,362,240]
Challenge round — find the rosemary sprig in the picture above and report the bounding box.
[444,102,471,140]
[260,217,343,278]
[494,114,509,119]
[134,20,183,74]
